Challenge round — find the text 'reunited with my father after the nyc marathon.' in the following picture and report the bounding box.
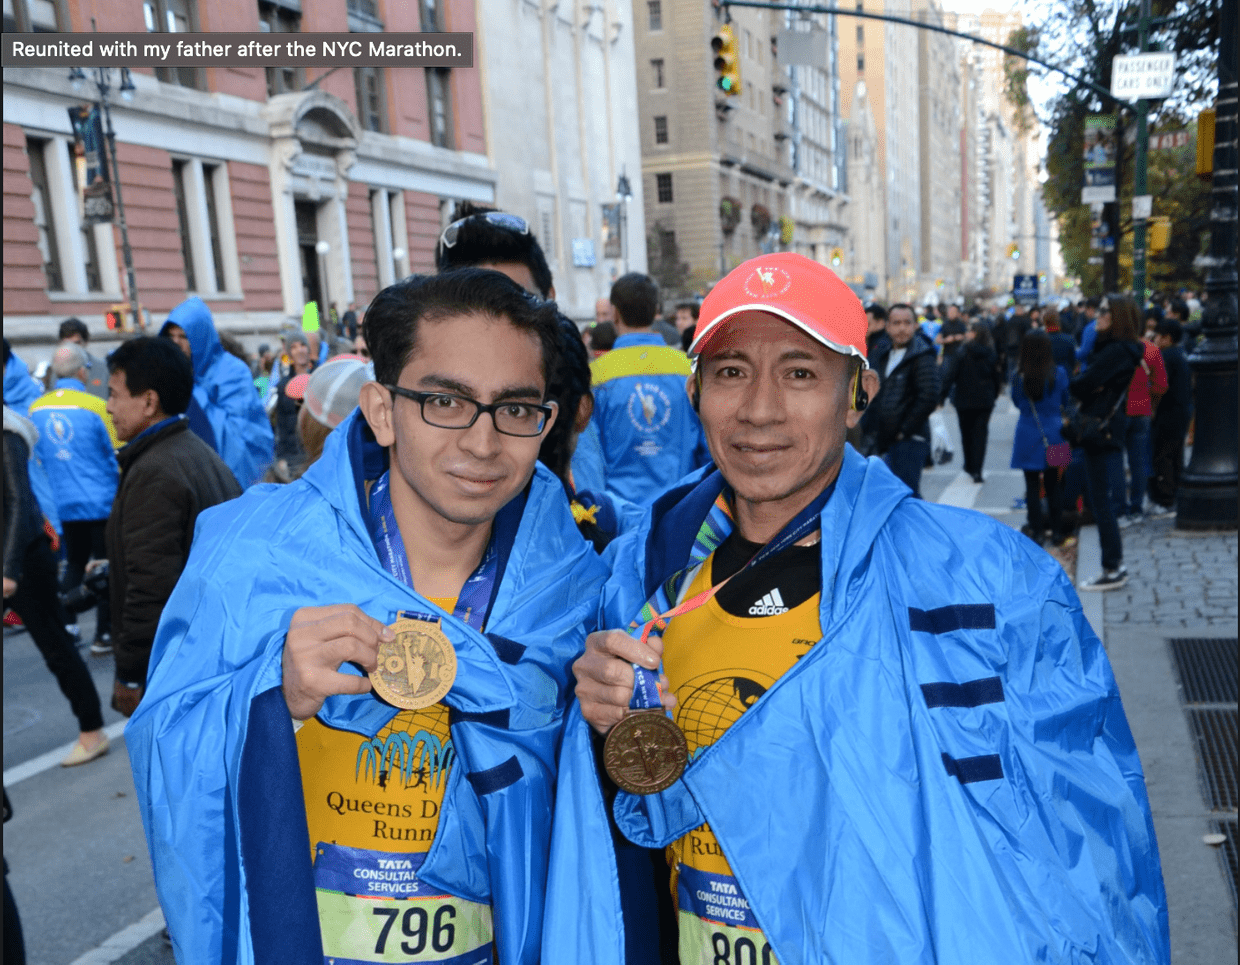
[2,33,473,68]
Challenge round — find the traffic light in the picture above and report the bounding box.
[712,24,742,96]
[106,303,127,331]
[1196,108,1215,179]
[1149,216,1172,253]
[829,246,843,267]
[1006,242,1021,261]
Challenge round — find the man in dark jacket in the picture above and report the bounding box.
[1148,318,1193,513]
[867,303,940,496]
[104,337,241,716]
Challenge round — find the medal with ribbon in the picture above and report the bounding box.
[366,472,498,709]
[603,480,834,795]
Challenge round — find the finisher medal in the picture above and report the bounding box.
[369,617,457,711]
[604,709,688,795]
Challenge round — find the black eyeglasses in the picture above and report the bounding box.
[439,212,529,250]
[385,385,554,437]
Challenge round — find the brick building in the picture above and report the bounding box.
[3,0,494,360]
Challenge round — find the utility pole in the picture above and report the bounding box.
[1130,0,1152,306]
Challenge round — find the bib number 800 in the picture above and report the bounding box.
[712,931,775,965]
[373,904,456,955]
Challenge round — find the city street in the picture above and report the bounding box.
[4,398,1236,965]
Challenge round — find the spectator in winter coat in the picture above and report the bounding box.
[160,296,274,489]
[1148,318,1193,513]
[866,303,940,496]
[1115,335,1168,524]
[940,322,1002,483]
[1043,308,1077,376]
[1070,297,1144,591]
[104,337,242,717]
[4,406,108,766]
[1011,331,1071,546]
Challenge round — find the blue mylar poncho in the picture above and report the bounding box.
[161,297,273,489]
[127,410,607,965]
[544,445,1169,965]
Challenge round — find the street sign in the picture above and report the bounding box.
[1082,185,1116,204]
[1132,195,1153,220]
[1088,256,1103,265]
[1150,130,1191,150]
[1013,274,1038,305]
[1111,53,1176,101]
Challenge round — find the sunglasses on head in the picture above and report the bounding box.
[439,212,529,250]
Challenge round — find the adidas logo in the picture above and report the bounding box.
[748,588,789,616]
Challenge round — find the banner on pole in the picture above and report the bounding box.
[67,104,114,224]
[601,203,621,259]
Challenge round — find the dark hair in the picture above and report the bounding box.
[1155,318,1184,343]
[362,269,562,390]
[970,320,994,350]
[610,273,658,329]
[1100,295,1141,345]
[539,313,593,489]
[1042,307,1061,332]
[865,303,888,322]
[435,201,554,298]
[59,317,89,343]
[589,321,616,353]
[1169,299,1189,322]
[680,324,695,353]
[888,303,917,322]
[107,336,193,416]
[1020,330,1054,402]
[675,301,700,321]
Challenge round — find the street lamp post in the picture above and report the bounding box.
[69,65,142,331]
[1176,0,1237,530]
[616,171,633,275]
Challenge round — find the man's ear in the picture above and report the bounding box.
[574,393,594,433]
[359,381,396,447]
[846,369,880,429]
[540,399,559,437]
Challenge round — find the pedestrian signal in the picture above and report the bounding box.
[829,247,843,267]
[106,304,127,331]
[1148,216,1171,252]
[712,24,742,96]
[1006,242,1021,260]
[1196,108,1214,178]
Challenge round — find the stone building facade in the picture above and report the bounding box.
[3,0,494,361]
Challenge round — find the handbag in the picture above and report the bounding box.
[1029,403,1070,467]
[1062,389,1127,449]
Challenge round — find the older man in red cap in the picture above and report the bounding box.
[544,254,1168,965]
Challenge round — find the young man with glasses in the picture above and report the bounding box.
[127,269,607,965]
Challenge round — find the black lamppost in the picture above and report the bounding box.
[616,171,633,275]
[1176,0,1237,530]
[68,64,142,331]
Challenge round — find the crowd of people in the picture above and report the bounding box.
[2,206,1187,964]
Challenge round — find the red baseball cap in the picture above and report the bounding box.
[690,253,869,366]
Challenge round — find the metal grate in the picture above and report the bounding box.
[1215,819,1238,920]
[1170,638,1238,705]
[1187,708,1238,812]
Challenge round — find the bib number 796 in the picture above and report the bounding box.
[373,904,456,955]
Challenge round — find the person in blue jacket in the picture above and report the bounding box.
[3,339,61,539]
[1010,330,1072,547]
[549,253,1168,965]
[127,269,607,965]
[160,296,274,489]
[590,272,710,506]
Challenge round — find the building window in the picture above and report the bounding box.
[651,58,665,89]
[858,53,864,72]
[656,173,673,203]
[654,115,668,144]
[259,0,303,95]
[144,0,202,88]
[426,68,453,147]
[202,163,227,288]
[857,24,864,42]
[4,0,64,31]
[171,160,198,292]
[25,138,63,292]
[354,66,388,133]
[647,0,661,31]
[68,141,103,292]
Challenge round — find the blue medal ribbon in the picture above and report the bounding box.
[368,471,496,632]
[627,481,834,712]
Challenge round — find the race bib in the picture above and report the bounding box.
[676,865,777,965]
[314,842,493,965]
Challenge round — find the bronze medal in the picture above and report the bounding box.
[369,618,457,711]
[603,709,688,795]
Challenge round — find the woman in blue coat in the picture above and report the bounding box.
[1011,330,1070,546]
